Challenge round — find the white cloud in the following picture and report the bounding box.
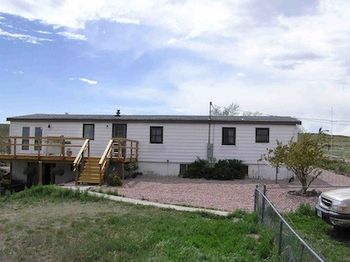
[36,30,52,34]
[0,28,53,44]
[78,77,98,85]
[1,0,350,134]
[57,31,87,41]
[12,70,24,75]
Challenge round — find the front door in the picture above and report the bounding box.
[112,124,127,138]
[112,124,127,157]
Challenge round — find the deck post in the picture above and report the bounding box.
[62,137,65,159]
[13,138,16,158]
[121,163,125,181]
[136,141,139,161]
[88,139,90,158]
[9,162,13,181]
[38,161,43,185]
[130,141,133,161]
[37,138,41,159]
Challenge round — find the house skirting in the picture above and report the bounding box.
[138,161,294,180]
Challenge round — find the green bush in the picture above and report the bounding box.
[181,159,209,179]
[294,203,314,216]
[105,173,123,186]
[212,159,247,180]
[182,158,247,180]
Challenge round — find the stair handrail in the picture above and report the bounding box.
[99,139,114,183]
[73,139,90,179]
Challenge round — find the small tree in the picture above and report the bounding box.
[211,102,262,116]
[211,103,240,116]
[265,134,328,195]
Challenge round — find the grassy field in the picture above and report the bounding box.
[299,133,350,174]
[299,133,350,160]
[286,205,350,262]
[0,186,275,261]
[322,134,350,174]
[327,134,350,160]
[0,123,9,137]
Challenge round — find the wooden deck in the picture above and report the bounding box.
[0,136,88,163]
[0,154,76,162]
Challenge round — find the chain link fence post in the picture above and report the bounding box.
[254,185,258,212]
[278,219,283,257]
[254,184,325,262]
[261,184,266,223]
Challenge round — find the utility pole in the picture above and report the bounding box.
[330,106,334,156]
[208,101,212,144]
[207,102,213,162]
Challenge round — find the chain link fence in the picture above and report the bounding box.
[255,185,325,262]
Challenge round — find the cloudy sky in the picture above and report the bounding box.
[0,0,349,134]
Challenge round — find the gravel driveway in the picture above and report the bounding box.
[97,170,350,213]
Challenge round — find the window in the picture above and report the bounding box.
[34,127,43,151]
[256,128,269,143]
[150,126,163,144]
[222,127,236,145]
[83,124,95,140]
[112,124,127,138]
[22,127,30,150]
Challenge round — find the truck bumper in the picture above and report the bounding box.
[315,204,350,227]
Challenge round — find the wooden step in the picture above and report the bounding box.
[80,173,99,178]
[76,157,104,184]
[86,158,100,162]
[78,178,100,182]
[77,180,100,184]
[83,166,100,173]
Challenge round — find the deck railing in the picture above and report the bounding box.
[0,136,87,160]
[98,138,139,183]
[73,139,90,183]
[99,139,114,184]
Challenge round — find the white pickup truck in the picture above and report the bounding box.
[315,188,350,228]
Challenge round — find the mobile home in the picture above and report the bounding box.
[0,114,301,184]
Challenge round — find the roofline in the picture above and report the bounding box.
[6,117,302,125]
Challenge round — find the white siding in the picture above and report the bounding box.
[211,124,298,164]
[9,120,299,179]
[127,123,208,162]
[9,121,111,156]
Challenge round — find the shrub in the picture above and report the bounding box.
[213,159,247,180]
[105,173,123,186]
[294,203,314,216]
[181,159,210,178]
[182,159,247,180]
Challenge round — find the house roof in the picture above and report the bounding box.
[7,114,302,125]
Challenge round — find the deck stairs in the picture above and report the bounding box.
[74,138,138,185]
[76,157,101,184]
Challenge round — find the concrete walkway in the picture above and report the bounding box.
[63,185,230,217]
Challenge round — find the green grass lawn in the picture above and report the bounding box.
[285,205,350,262]
[0,186,275,261]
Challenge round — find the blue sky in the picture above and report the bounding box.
[0,1,350,135]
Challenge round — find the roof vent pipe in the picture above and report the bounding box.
[116,109,121,117]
